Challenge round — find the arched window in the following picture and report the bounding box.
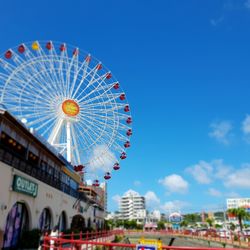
[39,208,52,230]
[3,202,29,249]
[58,211,67,232]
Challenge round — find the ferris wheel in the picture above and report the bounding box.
[0,40,132,181]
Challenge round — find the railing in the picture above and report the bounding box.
[124,229,250,248]
[41,230,248,250]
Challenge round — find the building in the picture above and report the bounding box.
[0,108,106,249]
[227,198,250,222]
[146,210,161,224]
[119,190,146,223]
[227,198,250,210]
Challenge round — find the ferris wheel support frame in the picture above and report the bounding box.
[66,120,71,163]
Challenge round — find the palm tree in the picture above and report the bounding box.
[206,218,214,228]
[227,208,250,231]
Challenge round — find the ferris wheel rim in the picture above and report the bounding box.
[0,40,133,181]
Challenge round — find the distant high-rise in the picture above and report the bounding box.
[119,190,146,222]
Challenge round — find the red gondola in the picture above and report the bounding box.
[106,72,112,79]
[120,94,125,101]
[85,55,91,62]
[113,163,120,170]
[124,105,130,112]
[113,83,119,89]
[126,117,132,124]
[18,45,25,53]
[92,179,100,187]
[104,172,111,180]
[74,165,85,172]
[96,63,102,70]
[73,48,79,56]
[124,141,130,148]
[60,44,66,52]
[5,50,12,59]
[126,129,132,136]
[46,42,52,50]
[120,152,127,160]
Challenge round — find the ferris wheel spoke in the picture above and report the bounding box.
[76,73,108,103]
[73,122,93,151]
[77,116,116,148]
[70,55,90,99]
[79,110,128,123]
[76,120,99,150]
[79,84,119,106]
[77,116,110,147]
[6,64,61,101]
[65,52,77,98]
[49,44,66,97]
[81,102,125,112]
[26,112,55,128]
[4,85,55,105]
[79,110,118,127]
[23,48,59,93]
[10,49,56,92]
[58,49,68,97]
[40,118,58,137]
[38,44,61,86]
[24,43,60,87]
[17,108,55,119]
[0,58,17,74]
[69,54,79,98]
[79,119,119,148]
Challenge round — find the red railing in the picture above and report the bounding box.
[41,230,249,250]
[125,229,250,248]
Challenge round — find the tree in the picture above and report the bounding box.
[183,213,201,224]
[157,221,166,230]
[180,220,188,228]
[206,218,214,228]
[227,208,250,231]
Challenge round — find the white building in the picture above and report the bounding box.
[227,198,250,209]
[146,210,161,223]
[119,190,146,223]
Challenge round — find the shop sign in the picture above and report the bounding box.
[12,175,38,197]
[136,245,157,250]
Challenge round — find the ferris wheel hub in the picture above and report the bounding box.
[62,99,80,117]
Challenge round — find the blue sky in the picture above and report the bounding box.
[1,0,250,214]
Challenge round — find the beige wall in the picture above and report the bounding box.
[0,161,104,231]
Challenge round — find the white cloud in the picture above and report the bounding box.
[145,191,160,209]
[161,200,189,214]
[225,164,250,188]
[245,0,250,9]
[159,174,189,194]
[88,145,117,173]
[209,120,233,145]
[186,160,213,184]
[242,115,250,142]
[207,188,222,197]
[226,191,241,198]
[214,159,232,179]
[112,195,121,205]
[210,16,224,26]
[134,180,141,186]
[242,115,250,134]
[124,189,140,196]
[186,159,231,184]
